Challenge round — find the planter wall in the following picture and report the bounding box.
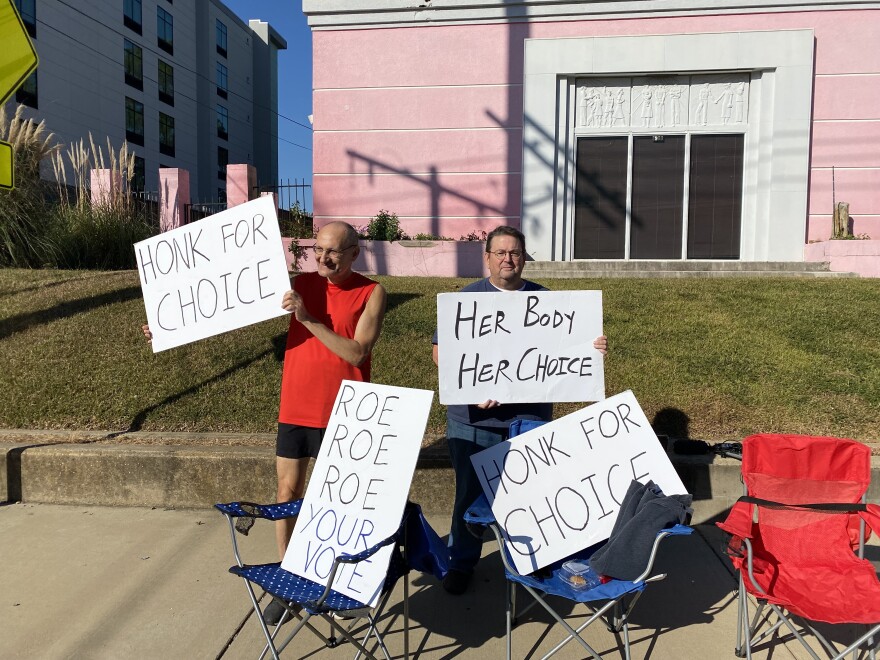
[804,240,880,277]
[282,238,488,278]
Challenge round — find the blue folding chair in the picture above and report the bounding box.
[464,419,693,660]
[216,499,447,660]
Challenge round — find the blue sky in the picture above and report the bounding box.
[223,1,313,187]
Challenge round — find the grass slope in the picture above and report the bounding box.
[2,269,879,441]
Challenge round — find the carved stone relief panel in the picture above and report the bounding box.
[631,76,690,129]
[575,74,750,132]
[689,74,750,128]
[575,78,631,130]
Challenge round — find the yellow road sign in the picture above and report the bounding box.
[0,0,39,189]
[0,141,12,190]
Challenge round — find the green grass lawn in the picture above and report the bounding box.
[2,268,879,441]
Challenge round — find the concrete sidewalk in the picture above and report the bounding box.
[1,502,841,660]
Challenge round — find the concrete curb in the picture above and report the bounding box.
[4,433,879,519]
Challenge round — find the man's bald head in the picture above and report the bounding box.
[317,221,359,249]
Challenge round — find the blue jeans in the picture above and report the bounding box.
[446,418,508,574]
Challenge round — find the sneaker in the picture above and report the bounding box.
[442,569,471,595]
[263,599,290,626]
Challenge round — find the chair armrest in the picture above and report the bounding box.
[305,533,398,610]
[464,493,495,525]
[214,500,303,520]
[860,504,880,537]
[716,499,755,539]
[337,534,397,564]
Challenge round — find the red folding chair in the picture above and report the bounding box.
[717,433,880,659]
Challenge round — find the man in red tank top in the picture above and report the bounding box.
[142,220,386,625]
[275,222,387,562]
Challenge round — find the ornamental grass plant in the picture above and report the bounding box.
[0,105,155,270]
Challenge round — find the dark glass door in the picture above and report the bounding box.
[688,134,744,259]
[573,137,628,259]
[630,135,685,259]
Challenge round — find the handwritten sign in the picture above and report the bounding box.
[437,291,605,405]
[470,390,687,574]
[134,196,291,352]
[282,381,434,606]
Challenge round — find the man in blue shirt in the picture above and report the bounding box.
[432,225,607,594]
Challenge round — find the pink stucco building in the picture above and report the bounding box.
[302,1,879,267]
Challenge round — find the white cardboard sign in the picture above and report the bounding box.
[437,290,605,405]
[134,196,291,352]
[470,390,687,575]
[282,381,434,606]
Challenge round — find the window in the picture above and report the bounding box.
[15,0,36,38]
[157,7,173,55]
[125,97,144,146]
[123,0,142,35]
[216,19,227,57]
[216,105,228,140]
[16,71,37,108]
[217,146,228,180]
[124,39,143,90]
[216,62,228,98]
[159,112,175,157]
[158,60,174,105]
[132,155,145,192]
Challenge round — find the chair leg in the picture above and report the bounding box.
[506,581,513,660]
[523,585,606,660]
[735,575,745,656]
[240,583,281,660]
[404,573,410,660]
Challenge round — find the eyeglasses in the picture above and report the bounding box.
[312,245,356,259]
[488,249,524,260]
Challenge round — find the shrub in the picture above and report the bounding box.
[412,232,453,241]
[459,229,488,242]
[284,202,315,273]
[366,209,407,241]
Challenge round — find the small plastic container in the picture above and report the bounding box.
[559,560,601,590]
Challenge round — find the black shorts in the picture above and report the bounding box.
[276,423,326,459]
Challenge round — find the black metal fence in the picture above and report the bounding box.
[184,200,227,224]
[141,178,312,230]
[254,178,312,215]
[130,190,160,227]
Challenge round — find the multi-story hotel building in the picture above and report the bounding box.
[7,0,286,200]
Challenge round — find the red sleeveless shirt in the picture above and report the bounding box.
[277,271,378,427]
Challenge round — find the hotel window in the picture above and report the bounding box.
[216,19,227,57]
[132,155,145,192]
[159,112,175,157]
[124,39,143,90]
[125,97,144,146]
[158,60,174,106]
[16,71,37,109]
[15,0,36,38]
[216,62,228,99]
[218,146,228,180]
[123,0,141,35]
[216,105,228,140]
[157,7,173,55]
